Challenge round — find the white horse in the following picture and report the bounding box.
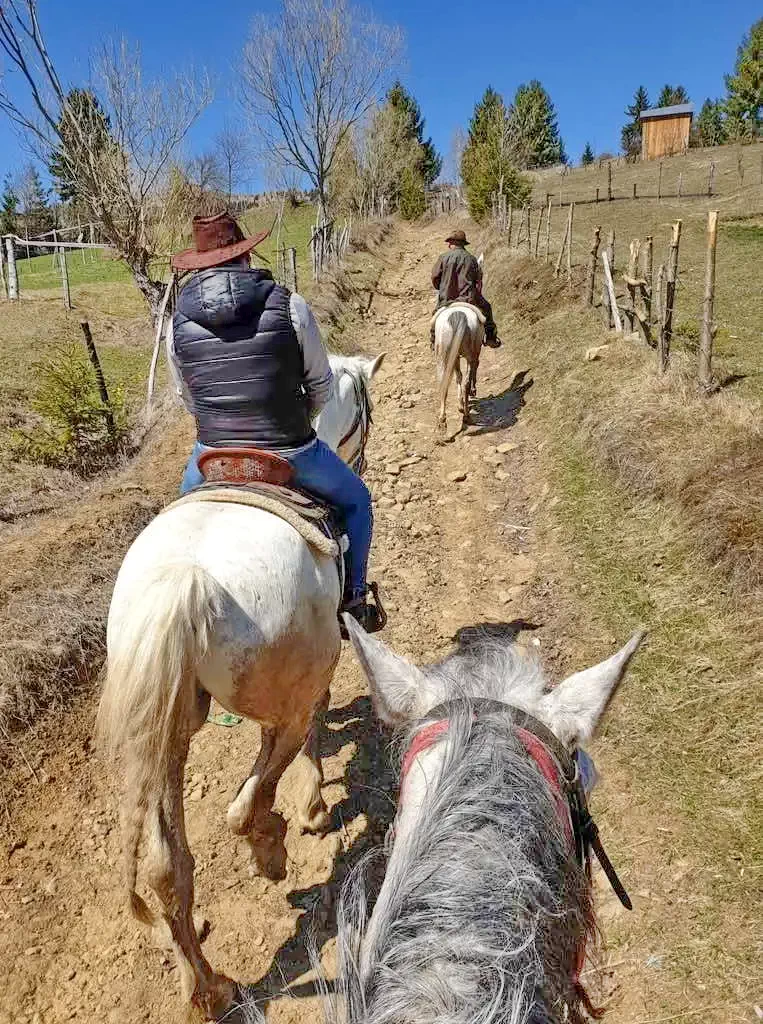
[433,255,486,439]
[96,351,384,1020]
[328,618,644,1024]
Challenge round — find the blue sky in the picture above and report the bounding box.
[0,0,758,189]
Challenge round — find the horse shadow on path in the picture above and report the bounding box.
[225,619,543,1021]
[228,695,397,1019]
[468,369,534,437]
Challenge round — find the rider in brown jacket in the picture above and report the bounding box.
[430,230,501,348]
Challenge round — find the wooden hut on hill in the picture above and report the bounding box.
[639,104,693,160]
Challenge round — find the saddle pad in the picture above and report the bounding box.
[163,483,340,558]
[431,302,486,329]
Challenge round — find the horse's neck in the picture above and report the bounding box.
[348,717,587,1024]
[315,361,356,453]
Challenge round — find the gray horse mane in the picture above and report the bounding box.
[328,629,596,1024]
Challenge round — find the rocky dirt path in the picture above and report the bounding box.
[1,221,653,1024]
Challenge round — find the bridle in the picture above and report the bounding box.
[336,368,373,475]
[396,698,632,911]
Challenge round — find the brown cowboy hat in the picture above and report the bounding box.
[171,212,271,272]
[445,229,469,246]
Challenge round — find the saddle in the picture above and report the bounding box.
[165,448,345,586]
[430,302,487,330]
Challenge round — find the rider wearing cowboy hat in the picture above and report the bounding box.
[168,211,384,633]
[430,229,501,348]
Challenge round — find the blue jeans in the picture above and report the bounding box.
[180,440,372,596]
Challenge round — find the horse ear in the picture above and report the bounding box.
[342,614,428,727]
[364,353,385,379]
[542,631,645,746]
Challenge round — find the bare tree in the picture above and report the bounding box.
[241,0,402,217]
[0,2,212,317]
[214,122,250,203]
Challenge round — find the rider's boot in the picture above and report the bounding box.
[483,322,502,349]
[340,583,387,636]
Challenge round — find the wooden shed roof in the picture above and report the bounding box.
[640,103,694,121]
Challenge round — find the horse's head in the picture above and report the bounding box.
[316,353,385,470]
[343,616,644,749]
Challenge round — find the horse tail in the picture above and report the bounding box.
[437,310,469,423]
[96,562,223,924]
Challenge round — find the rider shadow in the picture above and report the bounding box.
[229,695,397,1017]
[469,369,534,436]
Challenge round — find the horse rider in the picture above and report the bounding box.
[430,229,502,349]
[167,211,385,633]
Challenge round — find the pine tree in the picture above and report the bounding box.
[695,99,727,147]
[657,84,690,108]
[507,80,566,168]
[460,87,531,222]
[398,166,426,220]
[581,142,595,166]
[17,164,52,238]
[1,174,18,234]
[48,89,113,204]
[724,18,763,141]
[387,82,442,186]
[621,85,650,157]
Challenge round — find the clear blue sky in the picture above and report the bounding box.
[0,0,758,188]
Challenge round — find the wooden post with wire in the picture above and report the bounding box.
[584,225,601,305]
[80,320,116,440]
[566,203,574,282]
[60,241,72,309]
[707,161,715,196]
[607,161,613,200]
[525,205,531,255]
[698,211,718,393]
[602,250,621,332]
[5,236,18,300]
[534,204,542,257]
[600,229,615,327]
[642,234,653,325]
[507,204,513,247]
[554,205,571,277]
[657,161,663,200]
[544,195,552,260]
[658,220,682,373]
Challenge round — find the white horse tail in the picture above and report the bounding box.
[437,310,468,421]
[96,562,223,923]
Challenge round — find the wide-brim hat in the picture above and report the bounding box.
[171,212,271,271]
[446,229,469,246]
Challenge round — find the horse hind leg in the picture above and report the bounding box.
[296,690,332,834]
[143,740,235,1019]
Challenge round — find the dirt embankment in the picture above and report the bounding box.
[0,217,757,1024]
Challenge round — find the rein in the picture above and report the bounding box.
[397,698,632,911]
[336,368,372,475]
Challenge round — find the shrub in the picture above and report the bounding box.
[13,342,128,472]
[399,167,426,220]
[674,320,700,352]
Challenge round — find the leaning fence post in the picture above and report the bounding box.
[698,211,718,393]
[534,205,543,257]
[642,234,653,325]
[707,161,715,197]
[677,172,683,199]
[60,243,72,309]
[80,320,116,440]
[658,220,682,374]
[525,205,532,255]
[566,203,574,282]
[600,229,615,327]
[288,246,298,294]
[607,161,613,201]
[544,195,552,260]
[601,250,622,332]
[5,236,18,300]
[554,206,570,277]
[585,225,601,305]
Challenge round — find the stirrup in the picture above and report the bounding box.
[340,582,387,637]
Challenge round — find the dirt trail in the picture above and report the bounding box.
[0,222,678,1024]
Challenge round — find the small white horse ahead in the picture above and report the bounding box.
[329,619,644,1024]
[97,352,383,1020]
[433,254,486,439]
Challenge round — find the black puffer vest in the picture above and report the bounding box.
[172,267,314,449]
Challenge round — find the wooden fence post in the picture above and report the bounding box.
[601,250,622,332]
[544,196,552,260]
[596,187,600,203]
[655,263,665,340]
[677,172,683,198]
[534,205,543,257]
[642,234,653,324]
[525,205,532,255]
[657,161,663,200]
[0,241,7,300]
[60,243,72,309]
[80,320,116,440]
[707,161,715,196]
[566,202,574,282]
[607,161,613,201]
[288,246,298,294]
[554,206,571,277]
[507,204,513,246]
[698,211,718,393]
[585,225,601,305]
[736,146,744,187]
[5,236,18,300]
[658,220,682,373]
[633,182,637,199]
[600,229,615,326]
